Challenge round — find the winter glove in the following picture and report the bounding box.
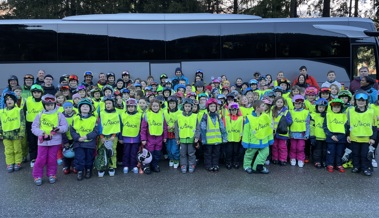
[51,127,60,135]
[368,145,375,161]
[342,148,352,162]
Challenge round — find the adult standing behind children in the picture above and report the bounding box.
[350,67,378,93]
[292,66,320,90]
[172,68,189,86]
[43,74,57,96]
[35,70,45,86]
[321,70,342,90]
[0,75,19,109]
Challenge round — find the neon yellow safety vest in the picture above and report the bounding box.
[240,106,253,118]
[304,100,315,114]
[177,113,197,139]
[326,112,346,134]
[73,115,97,138]
[146,110,164,136]
[92,99,101,112]
[247,113,272,140]
[290,110,308,132]
[26,97,44,122]
[311,113,326,139]
[164,110,180,131]
[272,110,289,137]
[40,111,59,135]
[65,115,74,140]
[225,116,243,142]
[370,104,379,122]
[349,108,374,137]
[100,111,120,135]
[205,114,222,144]
[1,107,21,131]
[286,97,294,110]
[121,112,142,137]
[198,109,207,123]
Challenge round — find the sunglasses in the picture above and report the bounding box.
[24,75,34,79]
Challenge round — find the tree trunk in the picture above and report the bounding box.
[354,0,358,17]
[322,0,331,17]
[290,0,297,17]
[233,0,238,14]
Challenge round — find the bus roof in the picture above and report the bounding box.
[0,13,374,25]
[63,13,263,21]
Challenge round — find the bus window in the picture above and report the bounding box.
[0,24,57,62]
[352,45,377,77]
[221,33,275,59]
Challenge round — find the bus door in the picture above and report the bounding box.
[351,43,378,80]
[149,62,182,83]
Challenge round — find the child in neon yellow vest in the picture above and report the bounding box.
[310,98,328,169]
[289,95,310,168]
[323,99,347,173]
[61,101,76,175]
[347,91,377,176]
[200,98,227,172]
[31,94,68,186]
[98,96,122,177]
[140,99,168,174]
[242,100,273,174]
[120,98,143,174]
[24,84,44,168]
[175,98,200,173]
[164,96,181,169]
[224,102,244,169]
[0,92,26,173]
[271,96,292,166]
[71,98,98,181]
[12,85,27,162]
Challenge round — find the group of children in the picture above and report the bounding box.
[0,69,378,186]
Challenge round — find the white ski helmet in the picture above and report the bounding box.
[137,148,152,164]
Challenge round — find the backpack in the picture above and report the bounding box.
[94,144,112,171]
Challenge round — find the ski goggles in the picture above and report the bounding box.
[355,93,368,100]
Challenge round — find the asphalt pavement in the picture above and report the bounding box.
[0,143,378,218]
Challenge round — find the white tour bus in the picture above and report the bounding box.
[0,13,378,88]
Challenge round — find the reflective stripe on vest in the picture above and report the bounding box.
[1,107,21,131]
[40,111,59,135]
[290,110,308,132]
[349,108,374,137]
[177,113,197,139]
[225,116,243,142]
[73,115,97,138]
[205,114,222,144]
[122,112,142,137]
[26,97,44,122]
[100,111,120,135]
[146,110,164,136]
[326,112,346,134]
